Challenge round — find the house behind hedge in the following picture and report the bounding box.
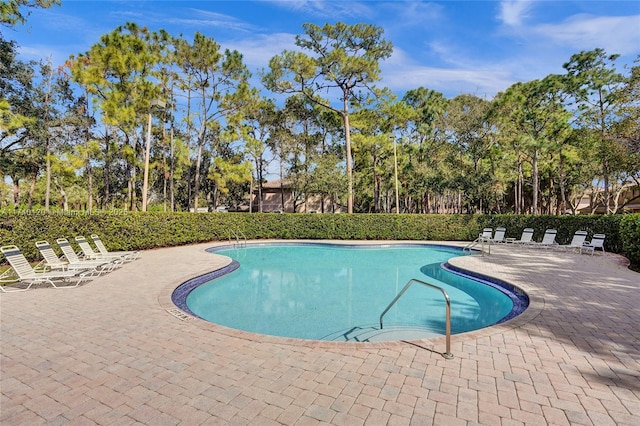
[251,179,345,213]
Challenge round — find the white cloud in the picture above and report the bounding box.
[265,0,374,19]
[383,63,512,99]
[498,0,534,27]
[381,47,514,98]
[386,0,444,28]
[427,41,473,69]
[223,33,298,70]
[167,9,259,33]
[15,44,57,62]
[534,14,640,56]
[17,42,86,67]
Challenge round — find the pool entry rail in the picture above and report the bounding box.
[379,278,454,359]
[463,235,491,255]
[227,229,247,248]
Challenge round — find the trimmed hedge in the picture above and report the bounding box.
[475,214,626,253]
[1,211,638,269]
[620,214,640,267]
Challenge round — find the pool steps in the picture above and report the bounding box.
[322,324,443,342]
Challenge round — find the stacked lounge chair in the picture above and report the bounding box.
[36,240,120,274]
[76,236,138,263]
[90,234,140,261]
[0,245,95,292]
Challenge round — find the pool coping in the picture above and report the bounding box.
[158,240,545,353]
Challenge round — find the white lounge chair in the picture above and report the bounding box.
[36,240,118,274]
[513,228,534,245]
[56,237,118,268]
[581,234,606,255]
[556,231,588,252]
[531,229,558,249]
[490,227,506,243]
[90,234,140,261]
[75,236,132,263]
[0,245,93,291]
[477,228,493,242]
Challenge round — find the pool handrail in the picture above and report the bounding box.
[379,278,453,359]
[228,229,247,248]
[463,233,491,255]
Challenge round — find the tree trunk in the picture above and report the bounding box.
[279,163,285,211]
[54,177,68,211]
[532,149,539,214]
[161,119,168,212]
[45,139,51,210]
[515,176,520,215]
[185,83,193,211]
[193,140,203,211]
[11,176,19,207]
[249,176,254,213]
[169,100,175,212]
[559,158,567,214]
[603,158,611,214]
[126,134,136,211]
[104,124,111,209]
[255,158,263,213]
[600,100,610,214]
[373,148,380,212]
[611,185,624,214]
[85,130,93,212]
[548,166,554,215]
[192,86,206,212]
[342,98,354,213]
[129,141,137,211]
[163,163,168,212]
[43,64,53,211]
[27,170,37,210]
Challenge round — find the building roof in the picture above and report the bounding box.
[260,179,293,190]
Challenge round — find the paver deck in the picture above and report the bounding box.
[1,240,639,425]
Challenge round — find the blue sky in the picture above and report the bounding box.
[6,0,640,99]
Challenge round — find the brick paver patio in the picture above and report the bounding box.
[1,241,639,425]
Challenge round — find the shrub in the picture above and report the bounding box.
[476,214,624,252]
[1,211,637,269]
[620,214,640,268]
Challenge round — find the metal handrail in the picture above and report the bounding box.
[463,235,491,255]
[227,229,247,248]
[379,278,454,359]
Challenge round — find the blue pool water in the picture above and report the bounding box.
[180,244,527,342]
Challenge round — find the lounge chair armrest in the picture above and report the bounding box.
[33,260,51,273]
[0,268,19,283]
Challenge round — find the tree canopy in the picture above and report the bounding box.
[0,0,60,27]
[2,16,638,215]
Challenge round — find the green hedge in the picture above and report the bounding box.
[620,214,640,267]
[475,214,626,253]
[1,211,638,268]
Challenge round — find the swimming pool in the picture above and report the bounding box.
[174,243,528,342]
